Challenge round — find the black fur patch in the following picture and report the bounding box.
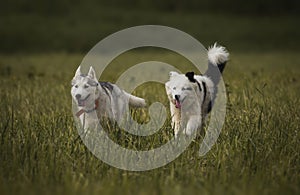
[197,82,202,91]
[202,81,207,100]
[207,101,212,113]
[100,82,113,92]
[186,71,202,91]
[217,62,226,74]
[185,72,196,82]
[202,81,212,113]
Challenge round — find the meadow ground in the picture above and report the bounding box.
[1,3,300,193]
[0,50,299,195]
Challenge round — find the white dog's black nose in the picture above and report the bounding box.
[75,94,81,100]
[175,95,180,100]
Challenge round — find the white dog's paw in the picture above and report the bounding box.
[182,128,195,136]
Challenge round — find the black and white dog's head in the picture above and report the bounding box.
[165,43,229,115]
[71,66,99,108]
[165,71,196,109]
[165,71,214,113]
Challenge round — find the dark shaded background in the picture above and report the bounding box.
[1,0,299,53]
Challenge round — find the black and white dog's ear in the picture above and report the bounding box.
[88,66,97,80]
[169,71,179,78]
[75,66,81,77]
[185,72,196,83]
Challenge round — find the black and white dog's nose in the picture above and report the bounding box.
[75,94,81,100]
[175,95,180,100]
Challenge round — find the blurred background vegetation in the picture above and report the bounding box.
[0,0,299,53]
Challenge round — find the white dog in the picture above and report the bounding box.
[165,43,229,137]
[71,66,146,131]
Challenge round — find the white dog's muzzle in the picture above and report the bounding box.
[76,94,91,107]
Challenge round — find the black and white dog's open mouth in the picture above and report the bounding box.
[77,94,91,107]
[175,99,181,109]
[173,97,186,109]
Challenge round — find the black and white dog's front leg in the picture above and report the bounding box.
[183,115,202,136]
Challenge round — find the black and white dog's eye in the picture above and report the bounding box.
[182,87,192,91]
[84,85,89,88]
[75,85,78,88]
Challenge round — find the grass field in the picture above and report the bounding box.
[0,49,299,195]
[1,2,300,193]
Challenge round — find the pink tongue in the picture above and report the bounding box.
[175,100,181,108]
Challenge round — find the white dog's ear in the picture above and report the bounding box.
[88,66,97,80]
[169,71,179,78]
[75,66,81,77]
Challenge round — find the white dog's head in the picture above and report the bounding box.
[71,66,99,108]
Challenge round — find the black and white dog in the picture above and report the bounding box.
[165,43,229,137]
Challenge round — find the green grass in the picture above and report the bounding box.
[0,50,299,195]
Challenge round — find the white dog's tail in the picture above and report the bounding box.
[125,92,146,107]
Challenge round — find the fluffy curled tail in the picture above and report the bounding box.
[207,43,229,73]
[204,43,229,109]
[205,43,229,82]
[125,92,146,107]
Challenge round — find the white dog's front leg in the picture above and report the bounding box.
[78,115,88,133]
[184,116,202,136]
[80,112,99,134]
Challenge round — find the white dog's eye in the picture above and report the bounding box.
[75,85,78,88]
[84,85,89,89]
[173,87,176,90]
